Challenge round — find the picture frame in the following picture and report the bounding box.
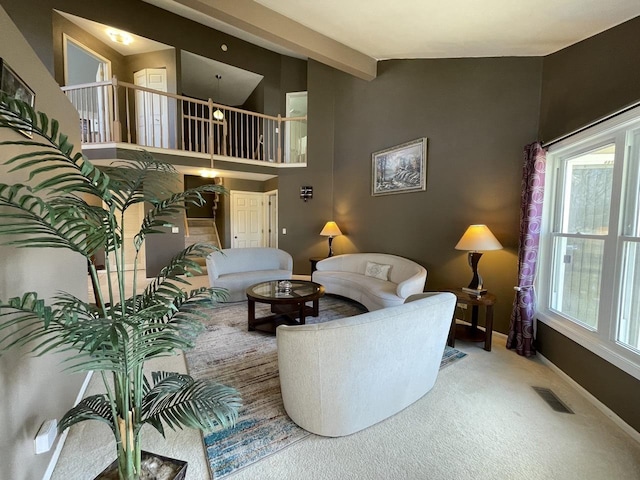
[372,137,428,196]
[0,58,36,137]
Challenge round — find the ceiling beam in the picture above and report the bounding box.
[164,0,378,81]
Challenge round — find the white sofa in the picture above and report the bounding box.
[277,292,457,437]
[206,247,293,302]
[312,253,427,311]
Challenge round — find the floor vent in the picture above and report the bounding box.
[532,387,574,414]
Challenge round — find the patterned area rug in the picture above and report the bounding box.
[184,295,466,479]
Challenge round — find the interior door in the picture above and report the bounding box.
[134,68,169,148]
[231,191,264,248]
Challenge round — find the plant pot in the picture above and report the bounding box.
[95,451,187,480]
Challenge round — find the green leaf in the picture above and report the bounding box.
[141,373,241,435]
[59,395,116,434]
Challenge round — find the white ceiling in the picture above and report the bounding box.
[144,0,640,59]
[256,0,640,58]
[56,11,171,56]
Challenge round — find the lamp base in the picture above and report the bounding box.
[462,287,487,296]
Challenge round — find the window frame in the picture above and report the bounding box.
[537,106,640,381]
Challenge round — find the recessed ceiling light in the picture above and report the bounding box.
[107,29,133,46]
[199,169,219,178]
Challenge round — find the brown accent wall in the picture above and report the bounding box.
[278,60,337,275]
[538,15,640,433]
[289,57,542,334]
[540,15,640,142]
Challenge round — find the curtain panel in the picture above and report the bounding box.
[507,142,546,357]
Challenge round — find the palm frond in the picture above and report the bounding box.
[0,95,111,200]
[140,372,241,436]
[59,394,116,434]
[0,184,109,256]
[135,185,225,249]
[100,152,178,213]
[141,243,217,303]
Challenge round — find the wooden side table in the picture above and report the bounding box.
[309,256,326,274]
[445,289,496,352]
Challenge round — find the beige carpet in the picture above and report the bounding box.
[52,277,640,479]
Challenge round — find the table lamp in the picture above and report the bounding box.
[320,221,342,257]
[455,224,503,295]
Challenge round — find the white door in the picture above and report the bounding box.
[134,68,169,148]
[231,191,264,248]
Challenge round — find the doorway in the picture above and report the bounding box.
[63,34,113,142]
[285,91,307,163]
[230,190,278,248]
[134,68,170,148]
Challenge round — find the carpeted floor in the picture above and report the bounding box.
[185,295,467,479]
[51,275,640,480]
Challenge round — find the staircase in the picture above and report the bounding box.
[185,218,222,276]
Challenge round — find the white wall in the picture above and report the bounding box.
[0,6,88,479]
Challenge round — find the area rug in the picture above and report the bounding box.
[184,295,467,479]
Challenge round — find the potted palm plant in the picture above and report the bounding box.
[0,95,241,480]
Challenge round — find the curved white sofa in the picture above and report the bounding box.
[206,247,293,302]
[277,292,457,437]
[312,253,427,311]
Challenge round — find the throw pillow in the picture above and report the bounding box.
[364,261,391,281]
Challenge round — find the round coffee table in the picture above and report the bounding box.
[246,280,325,334]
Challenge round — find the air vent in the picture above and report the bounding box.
[532,387,574,414]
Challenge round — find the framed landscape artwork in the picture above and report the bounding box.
[371,137,427,196]
[0,58,35,137]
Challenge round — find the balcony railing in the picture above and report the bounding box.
[61,77,307,165]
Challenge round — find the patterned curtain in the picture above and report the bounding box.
[507,142,546,357]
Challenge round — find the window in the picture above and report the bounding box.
[539,108,640,379]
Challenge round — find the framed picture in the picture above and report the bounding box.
[0,58,35,136]
[372,137,427,196]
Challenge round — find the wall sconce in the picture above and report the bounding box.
[300,186,313,201]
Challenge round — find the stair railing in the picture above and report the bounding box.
[61,76,307,165]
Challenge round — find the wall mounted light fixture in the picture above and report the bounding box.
[300,186,313,201]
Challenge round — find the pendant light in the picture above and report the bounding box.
[213,74,224,121]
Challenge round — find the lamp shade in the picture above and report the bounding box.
[320,221,342,237]
[455,224,502,251]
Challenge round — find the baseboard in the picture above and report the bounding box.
[42,371,94,480]
[538,353,640,445]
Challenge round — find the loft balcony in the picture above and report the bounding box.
[61,77,308,172]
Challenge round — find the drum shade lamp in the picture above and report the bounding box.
[455,224,502,295]
[320,221,342,257]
